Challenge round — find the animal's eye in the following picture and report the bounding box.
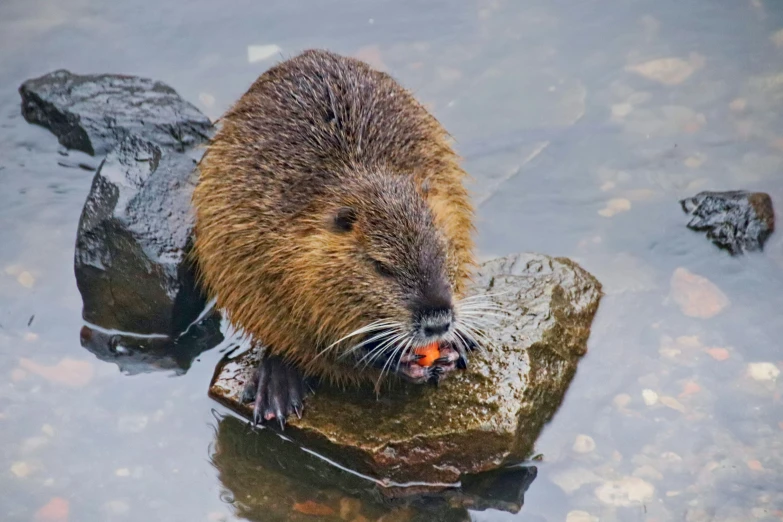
[370,258,395,279]
[333,207,356,233]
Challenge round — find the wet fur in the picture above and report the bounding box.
[192,49,476,387]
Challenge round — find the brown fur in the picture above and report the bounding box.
[192,49,475,386]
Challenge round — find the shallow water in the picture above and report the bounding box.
[2,0,783,520]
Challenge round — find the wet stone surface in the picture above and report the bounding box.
[19,70,213,156]
[210,253,602,489]
[680,190,775,255]
[74,135,209,336]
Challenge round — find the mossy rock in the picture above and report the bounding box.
[209,253,602,490]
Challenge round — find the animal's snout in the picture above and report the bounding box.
[412,271,454,338]
[420,311,453,337]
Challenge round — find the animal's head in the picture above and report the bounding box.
[290,171,477,384]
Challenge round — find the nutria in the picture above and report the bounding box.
[193,49,485,426]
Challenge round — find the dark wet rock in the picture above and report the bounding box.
[210,253,602,488]
[211,414,538,521]
[680,190,775,255]
[79,309,224,375]
[19,70,212,156]
[75,135,208,336]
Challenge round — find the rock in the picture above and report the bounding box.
[660,451,683,464]
[572,435,596,454]
[595,477,655,507]
[680,190,775,255]
[18,358,94,388]
[210,253,602,487]
[10,461,32,478]
[611,103,633,119]
[598,198,632,217]
[627,57,695,86]
[21,68,223,339]
[19,70,212,156]
[659,396,686,413]
[614,393,632,408]
[247,44,282,64]
[74,136,208,336]
[566,511,598,522]
[746,362,780,382]
[340,497,362,520]
[680,381,701,397]
[669,267,730,319]
[549,467,603,495]
[642,389,659,406]
[33,497,69,522]
[17,271,35,288]
[707,347,731,362]
[633,464,664,481]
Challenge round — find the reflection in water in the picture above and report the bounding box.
[210,414,537,522]
[79,310,224,375]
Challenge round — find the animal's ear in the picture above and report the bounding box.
[332,207,357,232]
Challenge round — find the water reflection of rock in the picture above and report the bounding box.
[210,414,538,522]
[79,309,224,375]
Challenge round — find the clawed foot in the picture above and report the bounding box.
[241,354,307,429]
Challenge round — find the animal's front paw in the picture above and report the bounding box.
[241,354,307,429]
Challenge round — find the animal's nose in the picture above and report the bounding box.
[413,270,454,337]
[418,308,453,337]
[421,313,452,337]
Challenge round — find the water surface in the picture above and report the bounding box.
[2,0,783,520]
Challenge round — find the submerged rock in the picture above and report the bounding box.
[75,136,207,336]
[680,190,775,255]
[19,70,212,156]
[210,253,602,489]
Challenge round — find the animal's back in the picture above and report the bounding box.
[204,50,466,216]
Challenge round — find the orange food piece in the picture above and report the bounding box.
[414,342,440,367]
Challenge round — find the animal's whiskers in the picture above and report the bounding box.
[315,295,507,382]
[315,319,402,361]
[356,330,409,368]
